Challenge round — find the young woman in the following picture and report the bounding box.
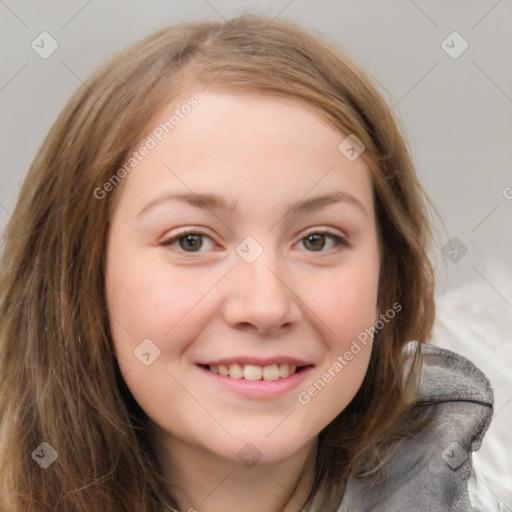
[0,15,493,512]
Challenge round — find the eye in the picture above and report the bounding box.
[297,231,347,252]
[161,231,216,253]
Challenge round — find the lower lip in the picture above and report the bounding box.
[197,365,314,399]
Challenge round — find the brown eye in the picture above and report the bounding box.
[303,233,326,251]
[298,232,347,253]
[161,231,215,253]
[179,234,203,251]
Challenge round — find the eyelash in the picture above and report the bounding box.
[160,227,348,255]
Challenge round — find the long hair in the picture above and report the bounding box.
[0,15,435,511]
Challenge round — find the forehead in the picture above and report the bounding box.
[114,91,375,219]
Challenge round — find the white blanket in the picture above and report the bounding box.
[433,266,512,511]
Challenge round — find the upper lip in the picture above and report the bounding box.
[197,356,312,367]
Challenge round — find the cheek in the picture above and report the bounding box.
[305,258,380,342]
[296,338,372,436]
[293,257,379,423]
[104,254,222,423]
[105,249,224,368]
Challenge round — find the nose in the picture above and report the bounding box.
[221,249,302,335]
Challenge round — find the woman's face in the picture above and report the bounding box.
[105,91,381,465]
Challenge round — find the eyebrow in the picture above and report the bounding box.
[137,190,367,217]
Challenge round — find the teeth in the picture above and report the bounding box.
[243,364,262,380]
[262,364,280,381]
[208,362,299,380]
[229,363,244,379]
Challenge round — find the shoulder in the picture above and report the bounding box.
[337,343,494,512]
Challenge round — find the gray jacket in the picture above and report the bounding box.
[334,343,494,511]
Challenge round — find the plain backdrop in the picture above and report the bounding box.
[1,0,511,509]
[1,0,511,292]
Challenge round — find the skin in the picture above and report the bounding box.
[105,91,381,512]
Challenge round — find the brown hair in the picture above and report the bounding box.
[0,14,435,511]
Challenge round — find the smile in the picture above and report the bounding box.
[196,357,314,399]
[202,362,300,380]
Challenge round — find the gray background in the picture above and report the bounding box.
[1,1,511,507]
[1,0,511,293]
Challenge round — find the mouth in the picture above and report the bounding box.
[195,357,314,399]
[198,362,309,381]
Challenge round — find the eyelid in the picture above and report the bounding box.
[162,226,211,239]
[294,228,349,253]
[299,226,347,240]
[160,227,217,249]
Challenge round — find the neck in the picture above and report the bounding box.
[149,425,318,512]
